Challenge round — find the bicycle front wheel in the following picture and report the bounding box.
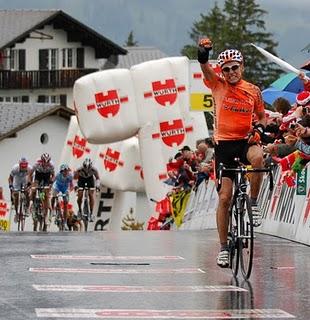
[229,209,239,277]
[18,199,25,231]
[239,194,254,279]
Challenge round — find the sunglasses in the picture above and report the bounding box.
[222,64,240,73]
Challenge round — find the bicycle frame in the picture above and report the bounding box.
[32,185,48,232]
[77,186,92,232]
[54,192,68,231]
[217,161,273,279]
[16,185,28,231]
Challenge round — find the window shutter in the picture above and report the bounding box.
[76,48,84,68]
[39,49,49,70]
[18,50,26,70]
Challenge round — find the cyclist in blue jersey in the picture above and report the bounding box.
[51,164,73,229]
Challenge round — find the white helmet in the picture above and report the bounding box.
[217,49,243,68]
[83,158,93,170]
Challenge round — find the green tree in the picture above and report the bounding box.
[181,0,282,89]
[125,31,138,47]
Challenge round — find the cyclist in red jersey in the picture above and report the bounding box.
[198,38,267,268]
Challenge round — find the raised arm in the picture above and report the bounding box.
[197,38,217,82]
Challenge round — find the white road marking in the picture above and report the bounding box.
[35,308,295,318]
[29,267,205,274]
[33,285,247,293]
[30,255,184,260]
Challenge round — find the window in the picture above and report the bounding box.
[40,133,49,144]
[21,96,29,103]
[39,49,59,70]
[9,49,26,70]
[5,97,11,102]
[0,97,3,102]
[62,48,74,68]
[38,95,49,103]
[37,95,62,104]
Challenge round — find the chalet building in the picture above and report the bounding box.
[0,9,126,108]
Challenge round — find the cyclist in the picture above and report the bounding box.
[29,153,55,228]
[73,158,100,222]
[8,157,32,222]
[198,38,267,268]
[51,164,74,229]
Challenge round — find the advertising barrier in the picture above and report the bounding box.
[180,164,310,246]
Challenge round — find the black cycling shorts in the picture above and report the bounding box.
[77,176,95,189]
[34,172,51,186]
[214,139,250,181]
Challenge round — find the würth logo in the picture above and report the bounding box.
[87,90,129,118]
[152,119,193,147]
[144,79,186,106]
[100,148,124,172]
[67,135,90,159]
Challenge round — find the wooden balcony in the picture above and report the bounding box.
[0,69,98,89]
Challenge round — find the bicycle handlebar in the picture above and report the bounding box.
[217,163,274,192]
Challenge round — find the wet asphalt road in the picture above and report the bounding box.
[0,230,309,319]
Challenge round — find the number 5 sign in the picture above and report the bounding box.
[189,60,219,112]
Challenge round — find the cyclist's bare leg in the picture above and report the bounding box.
[13,192,19,219]
[247,145,264,199]
[89,189,95,215]
[77,190,83,214]
[63,198,68,227]
[216,177,233,247]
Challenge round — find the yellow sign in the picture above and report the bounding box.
[190,93,214,112]
[0,219,10,231]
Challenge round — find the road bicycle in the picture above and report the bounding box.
[32,185,48,231]
[77,186,94,232]
[217,160,274,279]
[15,185,29,231]
[54,192,68,231]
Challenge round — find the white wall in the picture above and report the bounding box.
[14,25,100,70]
[0,115,70,202]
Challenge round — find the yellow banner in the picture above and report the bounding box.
[190,93,214,112]
[0,219,10,231]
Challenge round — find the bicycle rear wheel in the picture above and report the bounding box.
[239,194,254,279]
[229,209,239,277]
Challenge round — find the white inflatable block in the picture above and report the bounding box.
[161,56,191,115]
[131,58,190,126]
[59,116,99,171]
[95,137,145,192]
[73,69,139,144]
[138,117,198,203]
[190,112,209,141]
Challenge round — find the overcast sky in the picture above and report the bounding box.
[0,0,309,68]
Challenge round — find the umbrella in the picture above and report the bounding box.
[270,72,310,93]
[262,87,297,105]
[301,59,310,71]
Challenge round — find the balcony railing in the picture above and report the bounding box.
[0,69,98,89]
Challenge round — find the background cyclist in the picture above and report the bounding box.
[73,158,100,222]
[197,38,266,268]
[52,164,74,230]
[29,153,55,227]
[8,157,32,222]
